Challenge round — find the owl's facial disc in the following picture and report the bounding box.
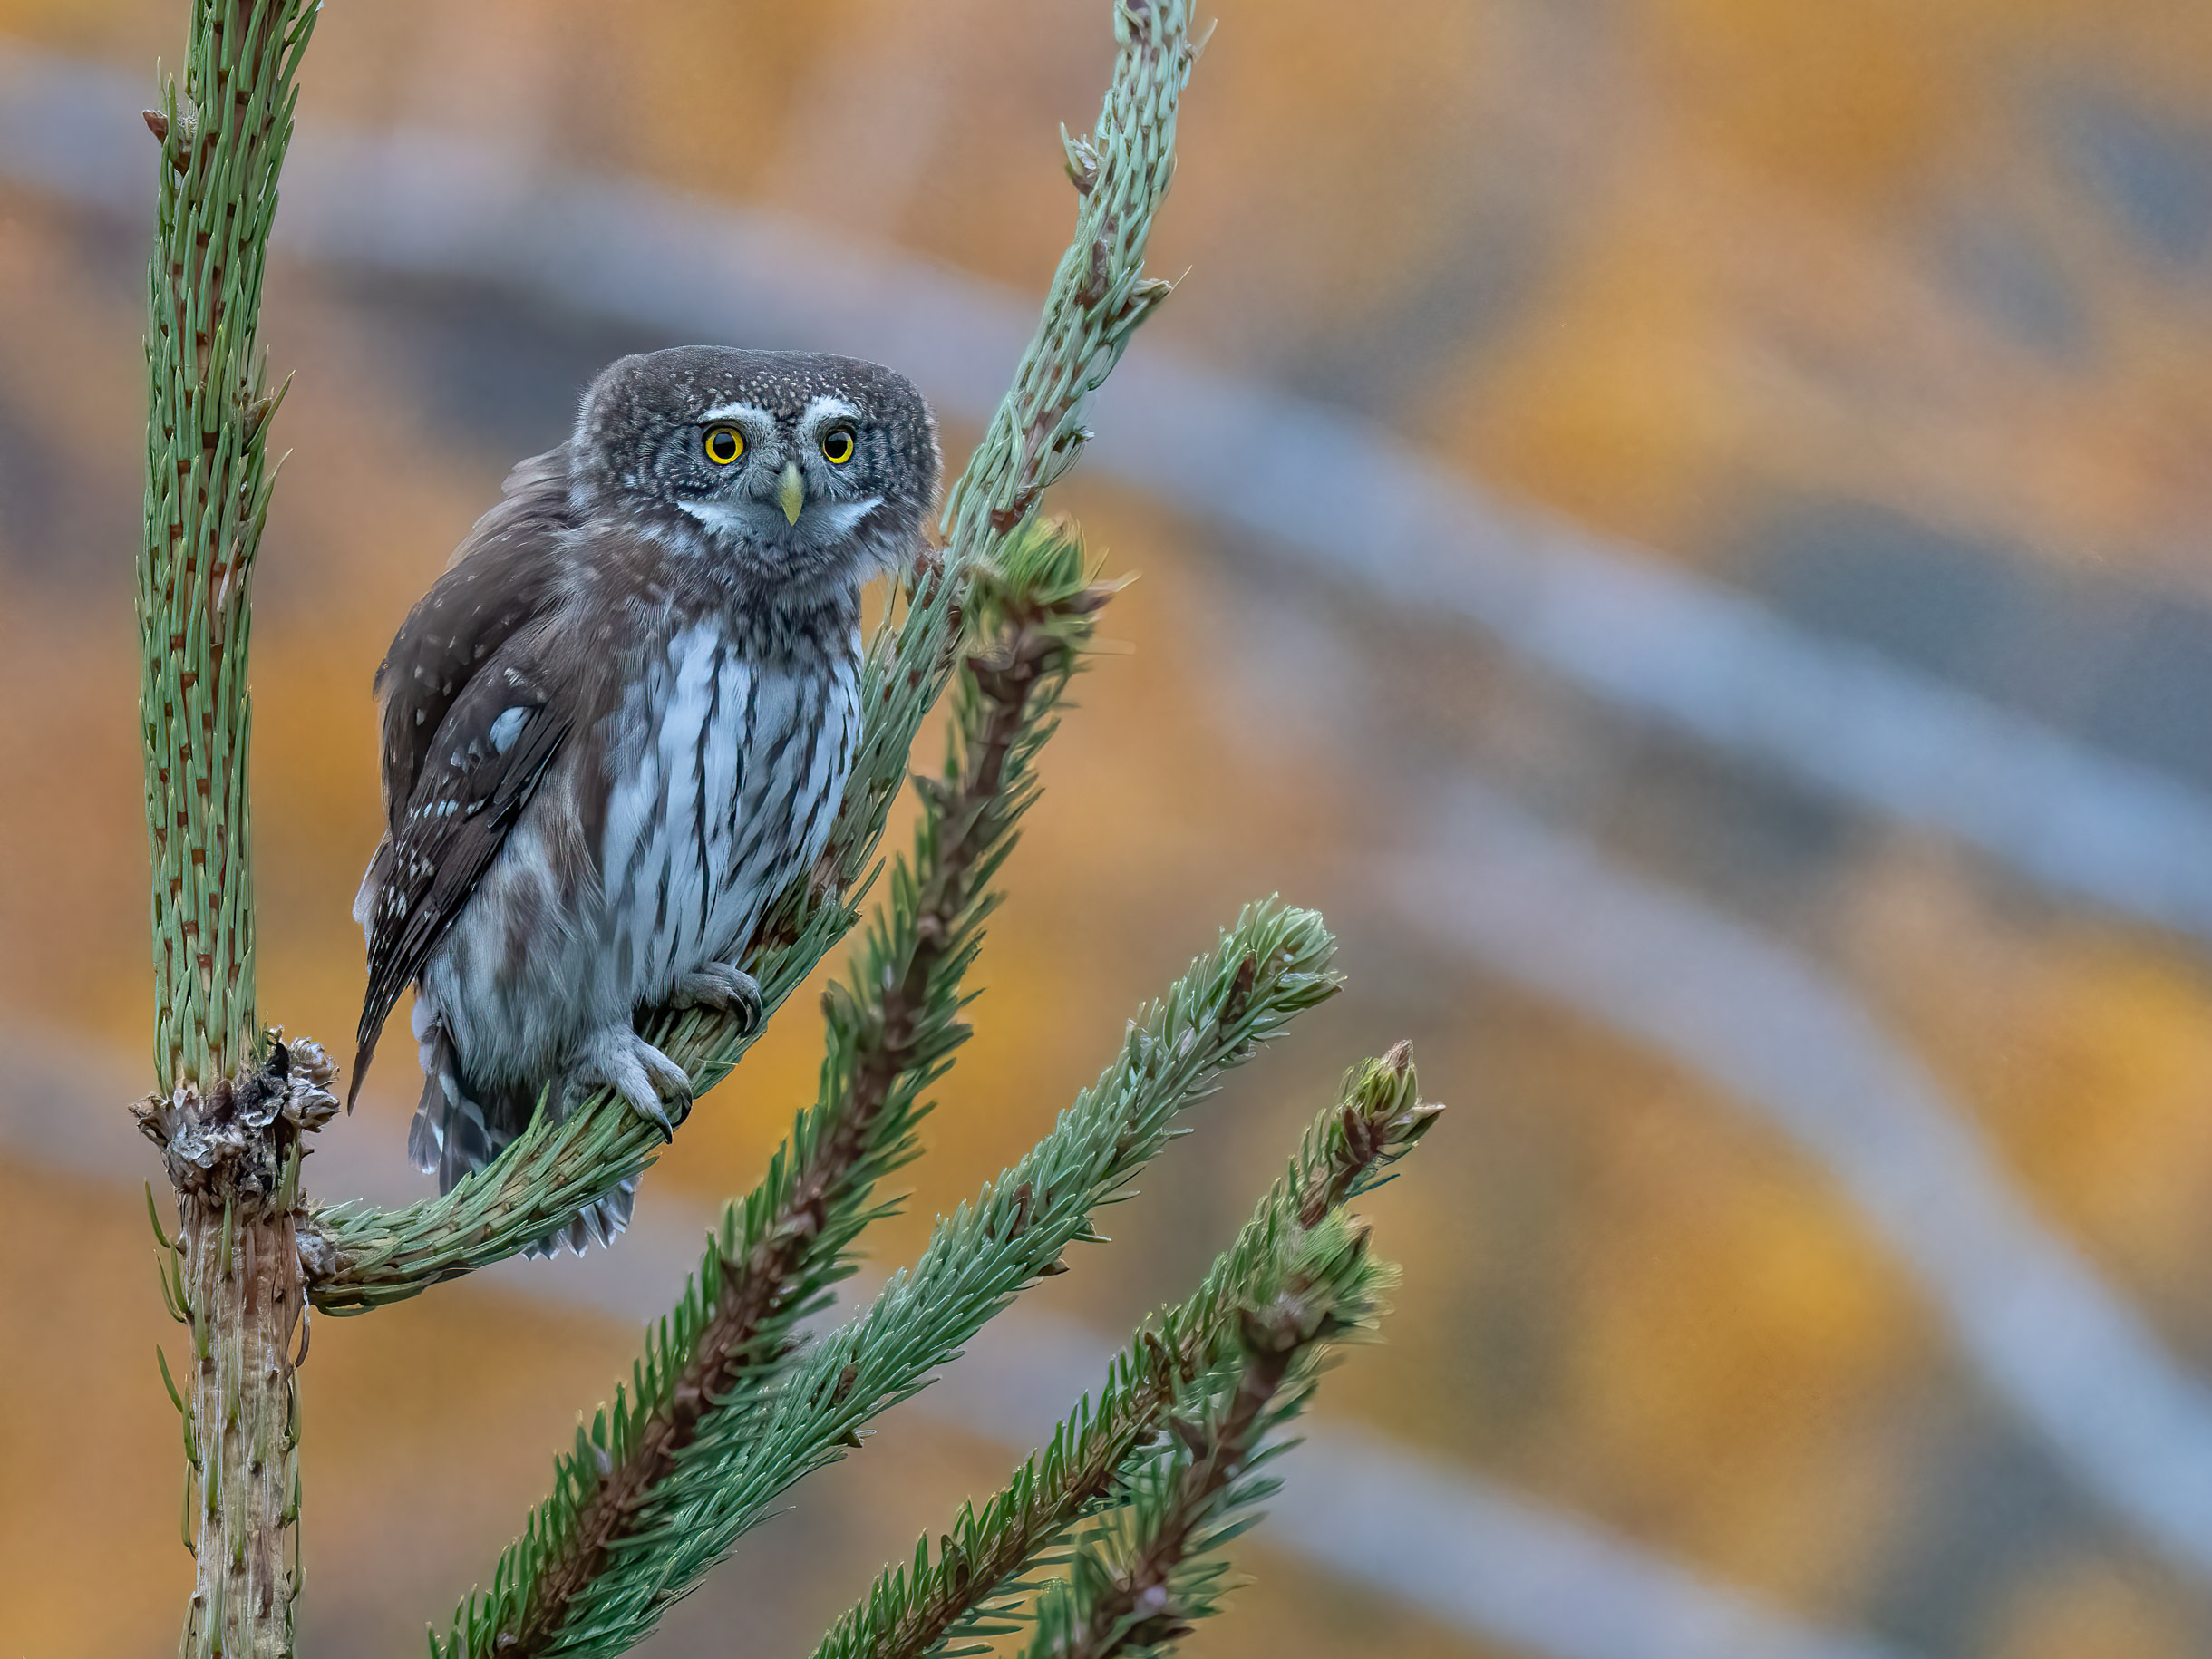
[672,459,881,563]
[576,347,935,592]
[669,393,885,559]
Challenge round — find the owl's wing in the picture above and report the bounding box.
[350,445,579,1107]
[372,443,575,833]
[351,626,577,1108]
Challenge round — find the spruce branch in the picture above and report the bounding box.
[300,0,1196,1304]
[1020,1210,1393,1659]
[443,524,1113,1657]
[471,902,1337,1659]
[810,1048,1440,1659]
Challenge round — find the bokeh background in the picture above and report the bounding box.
[5,3,2212,1656]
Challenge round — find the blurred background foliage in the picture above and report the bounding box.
[5,2,2212,1657]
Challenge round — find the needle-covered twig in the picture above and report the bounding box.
[1019,1201,1392,1659]
[441,902,1336,1659]
[810,1049,1439,1659]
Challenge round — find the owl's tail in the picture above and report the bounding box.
[410,1010,636,1257]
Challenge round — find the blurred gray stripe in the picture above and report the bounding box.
[1273,1427,1905,1659]
[1392,777,2212,1582]
[5,1031,1913,1659]
[3,40,2210,946]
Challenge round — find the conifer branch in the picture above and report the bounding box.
[141,0,315,1091]
[444,525,1113,1657]
[134,3,324,1654]
[453,903,1336,1659]
[300,0,1196,1303]
[1020,1207,1392,1659]
[810,1048,1440,1659]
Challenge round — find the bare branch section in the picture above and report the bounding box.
[479,528,1112,1657]
[300,0,1196,1302]
[811,1049,1440,1659]
[136,1039,340,1659]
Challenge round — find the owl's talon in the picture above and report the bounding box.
[566,1023,693,1138]
[672,962,763,1036]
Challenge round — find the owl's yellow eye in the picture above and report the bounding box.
[703,424,743,466]
[820,426,856,465]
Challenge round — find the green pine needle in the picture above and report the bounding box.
[810,1049,1440,1659]
[1017,1208,1396,1659]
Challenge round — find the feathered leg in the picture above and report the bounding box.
[411,1003,639,1257]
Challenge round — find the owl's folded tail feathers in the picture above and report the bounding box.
[411,1013,635,1257]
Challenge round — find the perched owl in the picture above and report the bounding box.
[350,345,939,1252]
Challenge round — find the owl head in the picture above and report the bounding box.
[570,344,939,591]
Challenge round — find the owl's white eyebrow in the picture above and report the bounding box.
[799,395,861,428]
[698,400,772,424]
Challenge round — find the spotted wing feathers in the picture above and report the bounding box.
[352,639,573,1107]
[351,447,578,1108]
[372,444,573,835]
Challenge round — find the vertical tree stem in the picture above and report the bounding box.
[137,2,318,1654]
[141,0,312,1085]
[178,1181,306,1657]
[140,1048,333,1659]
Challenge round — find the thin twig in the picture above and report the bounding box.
[1055,1334,1296,1659]
[1022,1203,1396,1659]
[812,1047,1439,1659]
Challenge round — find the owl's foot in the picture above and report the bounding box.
[566,1023,692,1141]
[672,961,763,1036]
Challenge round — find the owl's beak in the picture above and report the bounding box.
[778,461,805,527]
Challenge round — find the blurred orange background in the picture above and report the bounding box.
[5,3,2212,1656]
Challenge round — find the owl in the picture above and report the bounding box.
[350,345,940,1253]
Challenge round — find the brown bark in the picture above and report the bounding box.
[139,1040,335,1659]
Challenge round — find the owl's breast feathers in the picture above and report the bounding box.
[598,609,860,1003]
[349,444,864,1109]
